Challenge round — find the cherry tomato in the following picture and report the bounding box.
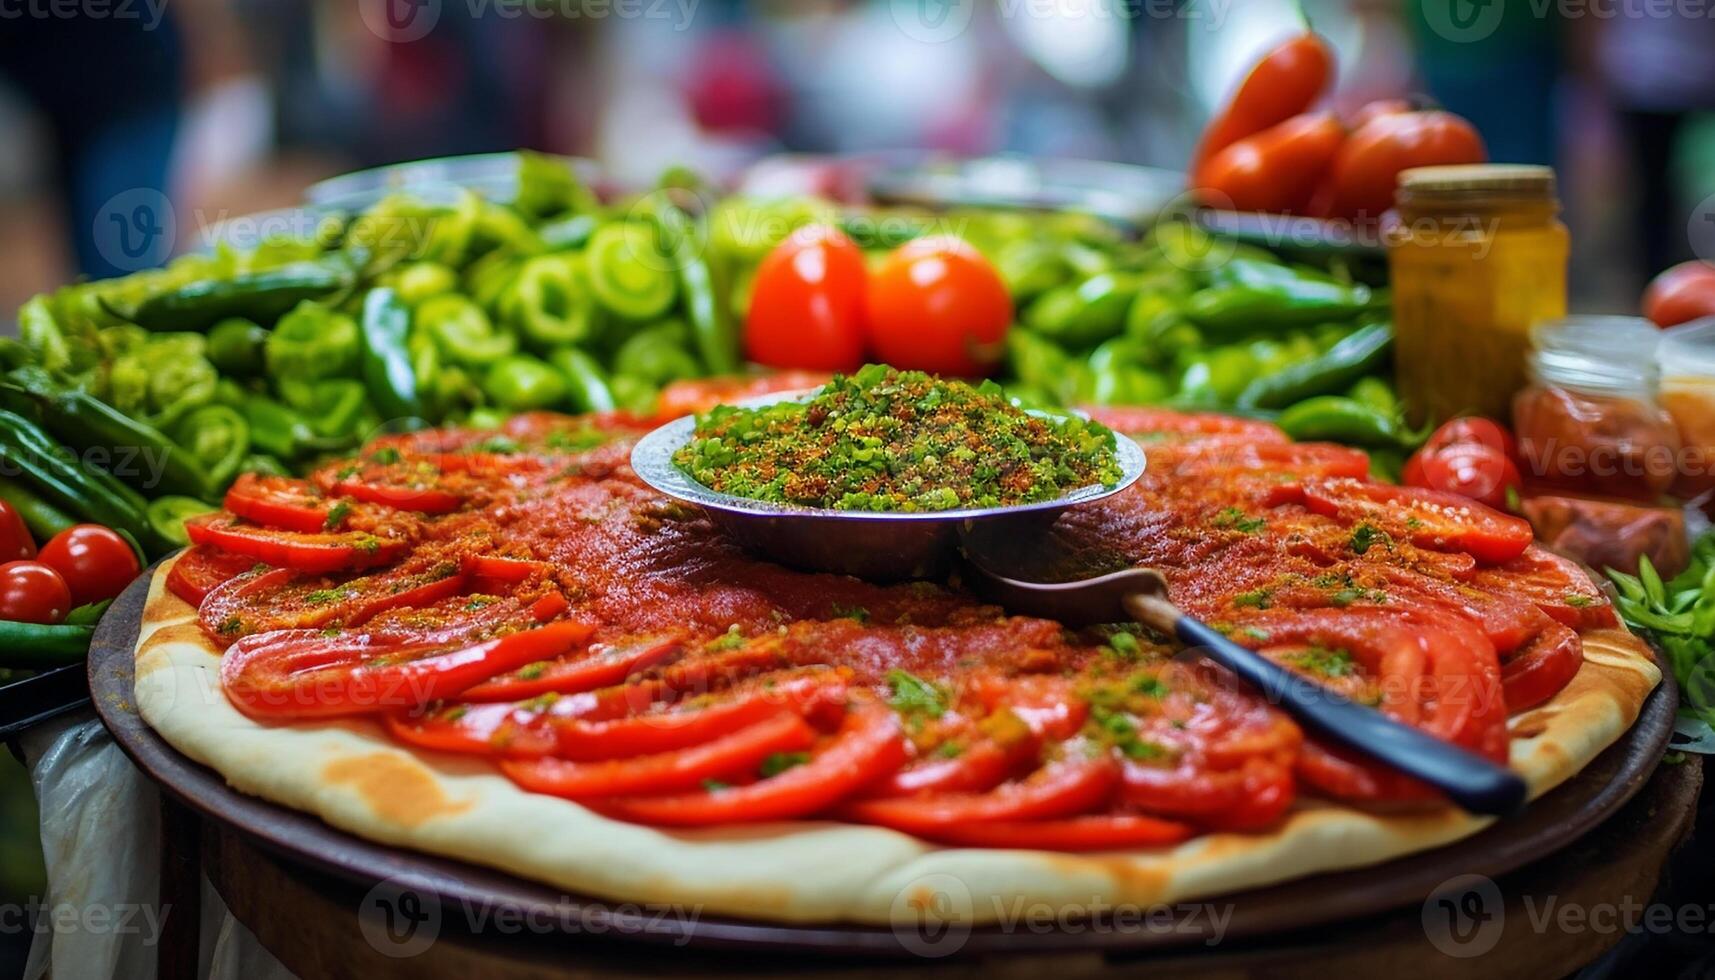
[867,235,1013,377]
[1423,416,1518,462]
[1404,442,1522,511]
[1349,98,1413,129]
[1192,32,1334,175]
[1324,110,1486,220]
[1642,261,1715,328]
[37,524,141,607]
[0,501,35,562]
[0,560,72,624]
[1194,111,1345,215]
[743,225,868,372]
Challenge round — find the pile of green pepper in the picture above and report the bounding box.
[5,154,745,555]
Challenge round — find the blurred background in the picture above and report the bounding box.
[2,0,1715,967]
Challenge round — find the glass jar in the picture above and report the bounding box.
[1657,316,1715,500]
[1386,164,1569,425]
[1512,316,1680,501]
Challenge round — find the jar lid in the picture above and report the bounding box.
[1659,316,1715,378]
[1529,316,1661,396]
[1398,164,1556,198]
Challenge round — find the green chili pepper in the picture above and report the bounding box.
[1276,396,1424,448]
[420,294,515,367]
[482,354,568,411]
[1005,331,1088,406]
[279,378,371,441]
[0,410,164,554]
[1347,376,1399,415]
[472,200,544,257]
[613,321,702,387]
[1025,272,1137,348]
[266,301,361,381]
[464,251,525,314]
[507,255,595,349]
[1185,259,1373,334]
[1087,339,1171,405]
[3,366,217,501]
[1205,345,1262,404]
[360,288,426,422]
[538,212,599,252]
[206,318,269,377]
[585,222,677,321]
[172,404,250,488]
[1235,320,1394,410]
[111,259,355,331]
[65,599,112,626]
[514,151,598,219]
[994,240,1069,301]
[549,347,617,414]
[651,201,736,374]
[0,476,76,540]
[0,622,94,669]
[240,395,316,460]
[147,495,217,548]
[104,333,220,429]
[1367,447,1404,485]
[237,454,291,477]
[18,295,74,375]
[609,374,660,417]
[390,262,458,306]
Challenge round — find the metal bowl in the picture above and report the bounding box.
[629,393,1146,581]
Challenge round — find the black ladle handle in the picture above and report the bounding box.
[1123,591,1528,817]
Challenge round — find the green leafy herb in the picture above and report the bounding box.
[886,668,948,723]
[323,500,353,531]
[1210,506,1266,533]
[759,752,811,778]
[1349,523,1390,555]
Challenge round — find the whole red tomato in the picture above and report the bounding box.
[39,524,141,608]
[0,560,72,624]
[1404,442,1522,510]
[1423,416,1518,462]
[1642,261,1715,328]
[1194,111,1346,214]
[743,225,868,372]
[0,500,34,562]
[1323,110,1486,220]
[1349,98,1413,129]
[867,236,1013,377]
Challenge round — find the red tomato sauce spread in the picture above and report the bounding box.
[176,378,1614,849]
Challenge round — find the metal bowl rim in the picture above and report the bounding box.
[629,390,1146,523]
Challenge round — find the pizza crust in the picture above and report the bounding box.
[132,557,1661,925]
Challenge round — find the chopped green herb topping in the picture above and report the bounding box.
[323,500,353,531]
[673,365,1122,512]
[1349,523,1391,555]
[1287,646,1356,678]
[759,752,811,778]
[886,668,948,723]
[1210,507,1266,533]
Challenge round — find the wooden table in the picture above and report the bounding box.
[158,755,1699,979]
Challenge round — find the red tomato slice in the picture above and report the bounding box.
[1121,756,1295,832]
[906,814,1194,851]
[654,372,832,421]
[501,712,818,799]
[841,744,1120,833]
[861,738,1023,799]
[221,618,596,720]
[461,554,555,585]
[548,674,847,761]
[224,473,335,533]
[332,477,464,514]
[1078,407,1289,445]
[1469,545,1618,630]
[1302,478,1533,564]
[1500,620,1583,711]
[185,514,410,575]
[584,703,908,826]
[457,635,683,702]
[167,546,262,607]
[196,554,467,641]
[384,701,561,758]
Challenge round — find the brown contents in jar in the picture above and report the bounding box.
[1512,385,1682,500]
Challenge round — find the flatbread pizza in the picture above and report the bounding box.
[130,389,1660,926]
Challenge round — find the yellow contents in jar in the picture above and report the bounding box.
[1662,375,1715,498]
[1386,165,1568,426]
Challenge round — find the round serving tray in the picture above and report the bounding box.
[90,566,1677,960]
